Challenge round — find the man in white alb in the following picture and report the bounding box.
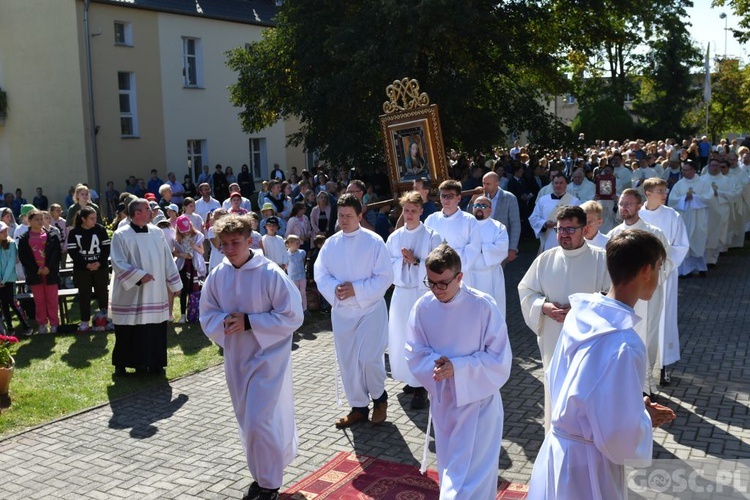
[704,158,734,266]
[470,196,509,317]
[667,160,711,276]
[639,178,689,386]
[529,174,580,254]
[518,205,610,431]
[385,191,442,410]
[608,189,671,396]
[567,168,595,202]
[424,180,481,285]
[315,194,394,428]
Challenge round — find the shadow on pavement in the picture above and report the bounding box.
[107,378,188,439]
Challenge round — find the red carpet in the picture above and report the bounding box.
[284,451,528,499]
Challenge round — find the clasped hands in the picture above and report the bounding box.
[223,312,247,335]
[433,355,454,381]
[336,282,355,301]
[542,301,570,323]
[401,248,417,266]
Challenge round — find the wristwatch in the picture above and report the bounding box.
[413,257,420,265]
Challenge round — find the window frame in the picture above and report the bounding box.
[114,21,133,47]
[182,37,203,88]
[118,71,138,138]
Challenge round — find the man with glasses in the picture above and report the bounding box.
[405,243,512,499]
[471,196,509,318]
[314,194,393,428]
[424,180,481,285]
[468,172,520,264]
[608,189,671,397]
[529,174,580,254]
[518,205,610,432]
[639,178,689,386]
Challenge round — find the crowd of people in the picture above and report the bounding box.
[1,133,749,499]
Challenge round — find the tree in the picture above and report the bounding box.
[630,14,702,139]
[571,98,635,141]
[703,58,750,141]
[714,0,750,43]
[227,1,573,168]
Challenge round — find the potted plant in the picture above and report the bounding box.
[0,334,19,409]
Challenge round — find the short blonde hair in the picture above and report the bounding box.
[643,177,666,192]
[285,234,301,246]
[399,191,423,207]
[580,200,603,218]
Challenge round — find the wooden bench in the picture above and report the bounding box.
[15,288,80,325]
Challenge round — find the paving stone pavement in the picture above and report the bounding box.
[1,243,749,499]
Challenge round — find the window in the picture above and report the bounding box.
[118,72,138,137]
[249,138,267,179]
[564,94,577,105]
[187,140,206,181]
[114,21,132,46]
[182,37,203,87]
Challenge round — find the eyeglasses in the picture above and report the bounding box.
[553,225,584,234]
[473,203,490,209]
[423,273,459,290]
[440,193,458,200]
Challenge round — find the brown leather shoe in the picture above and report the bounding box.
[371,401,388,424]
[335,410,368,429]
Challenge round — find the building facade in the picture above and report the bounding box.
[0,0,304,208]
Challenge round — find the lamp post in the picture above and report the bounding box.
[719,12,728,59]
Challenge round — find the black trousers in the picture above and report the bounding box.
[73,267,109,321]
[0,282,29,330]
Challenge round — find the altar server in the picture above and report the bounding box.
[528,174,580,254]
[406,244,512,500]
[639,178,689,384]
[385,191,442,410]
[424,180,481,285]
[471,196,509,318]
[528,230,675,500]
[200,214,303,500]
[704,158,733,264]
[315,194,394,428]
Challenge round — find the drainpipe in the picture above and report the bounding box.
[84,0,101,195]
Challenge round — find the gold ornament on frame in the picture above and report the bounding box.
[382,78,430,114]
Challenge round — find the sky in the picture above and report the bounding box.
[688,2,747,63]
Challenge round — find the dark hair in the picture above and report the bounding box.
[425,243,462,274]
[349,179,366,193]
[313,234,327,246]
[337,193,362,215]
[606,229,666,286]
[552,173,567,182]
[414,177,432,190]
[292,202,306,217]
[555,205,586,226]
[438,179,462,195]
[127,198,148,218]
[183,197,195,207]
[74,206,97,228]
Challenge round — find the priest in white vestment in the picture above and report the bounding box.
[612,153,633,195]
[528,174,580,254]
[199,215,303,498]
[385,191,442,410]
[608,189,671,395]
[529,230,675,500]
[518,205,610,431]
[667,161,711,276]
[424,180,481,286]
[470,196,509,317]
[704,159,734,264]
[110,199,182,376]
[315,194,394,428]
[724,159,747,248]
[580,200,611,249]
[406,244,512,500]
[639,179,689,382]
[567,168,596,202]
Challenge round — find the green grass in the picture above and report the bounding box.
[0,320,223,438]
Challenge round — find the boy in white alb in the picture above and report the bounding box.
[200,214,303,500]
[406,243,512,499]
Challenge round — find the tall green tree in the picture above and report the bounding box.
[703,58,750,141]
[714,0,750,43]
[227,1,572,167]
[630,14,702,139]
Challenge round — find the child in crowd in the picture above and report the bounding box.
[182,197,205,236]
[13,204,34,242]
[67,206,111,332]
[260,203,287,236]
[285,202,312,251]
[257,180,269,211]
[285,235,307,315]
[156,218,177,321]
[17,209,62,334]
[199,214,303,500]
[166,204,179,227]
[173,215,206,323]
[207,209,228,272]
[0,221,32,336]
[262,217,288,270]
[246,212,264,251]
[49,204,69,268]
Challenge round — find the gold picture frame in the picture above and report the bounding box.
[379,79,448,196]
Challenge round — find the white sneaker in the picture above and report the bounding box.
[38,324,48,334]
[79,321,91,332]
[177,316,186,324]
